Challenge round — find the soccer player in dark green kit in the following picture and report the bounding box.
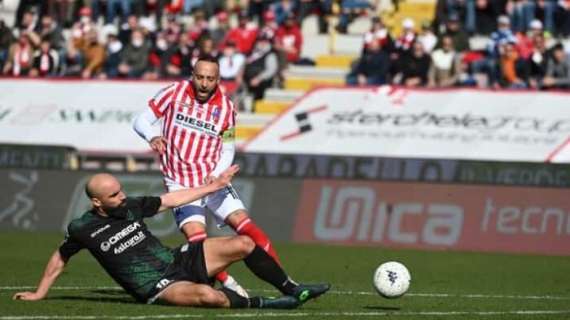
[13,165,329,308]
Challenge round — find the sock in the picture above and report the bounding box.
[235,218,281,265]
[220,288,264,309]
[244,246,297,295]
[220,287,248,308]
[187,232,230,284]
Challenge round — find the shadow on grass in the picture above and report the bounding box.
[363,306,401,311]
[48,290,137,304]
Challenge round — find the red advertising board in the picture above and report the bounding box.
[293,180,570,255]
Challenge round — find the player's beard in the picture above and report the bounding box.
[192,83,216,103]
[104,200,128,218]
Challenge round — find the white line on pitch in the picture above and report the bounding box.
[2,310,570,319]
[2,286,569,301]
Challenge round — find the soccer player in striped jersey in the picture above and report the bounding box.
[133,56,280,297]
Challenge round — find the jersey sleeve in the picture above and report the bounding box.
[148,83,177,117]
[58,227,84,259]
[131,196,162,218]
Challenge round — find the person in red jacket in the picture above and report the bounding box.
[275,14,303,64]
[223,12,258,55]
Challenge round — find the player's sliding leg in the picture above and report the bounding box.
[227,210,281,265]
[204,236,330,305]
[177,207,248,297]
[158,281,299,309]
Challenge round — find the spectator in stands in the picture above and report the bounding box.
[219,41,246,81]
[3,32,35,76]
[102,32,123,78]
[75,29,106,79]
[336,0,372,34]
[259,10,279,41]
[118,29,150,78]
[30,37,59,77]
[275,13,303,65]
[37,15,65,51]
[240,35,279,102]
[144,31,172,80]
[46,0,76,28]
[363,16,394,53]
[171,32,194,78]
[271,0,297,26]
[183,0,205,14]
[395,18,417,54]
[558,1,570,37]
[542,43,570,89]
[440,13,470,53]
[515,19,543,60]
[525,0,556,34]
[472,15,516,88]
[398,41,431,87]
[224,12,258,55]
[248,0,272,25]
[465,0,502,35]
[346,39,391,86]
[61,37,83,77]
[0,20,15,72]
[210,11,231,47]
[527,34,549,89]
[187,9,209,42]
[119,15,139,45]
[418,21,438,53]
[498,40,527,89]
[106,0,133,24]
[428,35,461,87]
[506,0,533,33]
[297,0,331,34]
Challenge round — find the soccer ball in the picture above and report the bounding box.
[373,261,411,298]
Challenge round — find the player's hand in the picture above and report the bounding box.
[149,136,167,155]
[13,291,44,301]
[207,165,240,189]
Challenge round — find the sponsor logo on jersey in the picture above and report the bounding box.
[90,224,110,238]
[174,113,218,137]
[100,222,141,252]
[113,230,146,254]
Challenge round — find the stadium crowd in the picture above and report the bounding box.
[1,0,569,100]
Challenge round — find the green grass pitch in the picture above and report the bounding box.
[2,232,570,319]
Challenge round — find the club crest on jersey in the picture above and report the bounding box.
[212,107,221,120]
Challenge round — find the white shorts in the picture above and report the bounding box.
[165,179,246,228]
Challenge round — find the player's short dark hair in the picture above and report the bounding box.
[195,55,219,66]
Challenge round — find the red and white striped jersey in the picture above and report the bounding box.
[148,80,236,187]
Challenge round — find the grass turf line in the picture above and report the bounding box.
[1,232,570,320]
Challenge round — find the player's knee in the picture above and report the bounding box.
[234,235,255,257]
[196,286,227,307]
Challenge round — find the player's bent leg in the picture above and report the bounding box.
[158,281,229,307]
[203,236,255,278]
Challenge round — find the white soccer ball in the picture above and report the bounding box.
[373,261,411,298]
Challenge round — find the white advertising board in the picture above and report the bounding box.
[243,87,570,163]
[0,79,167,153]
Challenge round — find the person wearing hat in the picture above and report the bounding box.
[395,18,416,53]
[219,40,246,81]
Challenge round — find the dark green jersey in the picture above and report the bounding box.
[59,197,174,302]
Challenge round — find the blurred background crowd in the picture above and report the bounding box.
[0,0,569,109]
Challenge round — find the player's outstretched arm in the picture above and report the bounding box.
[13,249,68,301]
[159,164,239,211]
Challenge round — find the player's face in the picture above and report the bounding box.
[99,179,126,211]
[192,61,219,103]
